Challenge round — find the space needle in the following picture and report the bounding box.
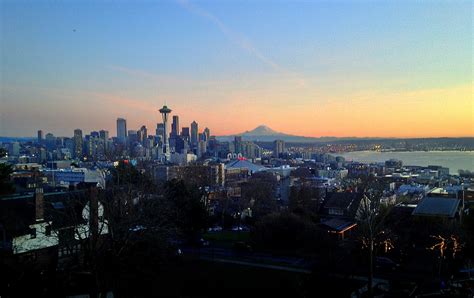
[159,104,172,161]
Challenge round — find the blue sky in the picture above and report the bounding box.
[1,0,472,137]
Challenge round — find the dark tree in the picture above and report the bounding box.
[356,191,393,298]
[241,172,278,218]
[164,179,209,241]
[0,162,15,195]
[289,184,321,219]
[109,161,154,190]
[251,211,320,252]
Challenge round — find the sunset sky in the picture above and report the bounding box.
[1,0,472,138]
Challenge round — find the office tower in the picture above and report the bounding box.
[198,140,207,158]
[234,136,242,154]
[117,118,127,143]
[156,123,164,140]
[169,117,178,153]
[171,115,179,137]
[91,131,99,138]
[159,105,172,160]
[273,140,285,158]
[9,142,20,156]
[37,130,43,144]
[39,148,47,163]
[137,130,142,145]
[73,129,83,159]
[64,138,74,158]
[99,130,109,153]
[174,136,186,154]
[55,137,65,148]
[138,125,147,144]
[204,127,210,141]
[207,136,218,155]
[45,133,56,151]
[128,130,138,144]
[181,127,190,142]
[99,130,109,140]
[146,135,155,148]
[191,121,198,147]
[84,134,93,158]
[242,141,261,159]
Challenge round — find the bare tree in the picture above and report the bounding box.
[356,180,391,298]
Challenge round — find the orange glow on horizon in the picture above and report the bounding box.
[2,82,472,138]
[92,83,473,138]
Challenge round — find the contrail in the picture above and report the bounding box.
[176,0,282,72]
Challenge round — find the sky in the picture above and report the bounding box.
[1,0,472,138]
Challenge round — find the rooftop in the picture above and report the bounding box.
[412,197,460,218]
[321,218,357,233]
[225,159,267,173]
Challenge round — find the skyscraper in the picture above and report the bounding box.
[117,118,127,143]
[171,115,179,137]
[273,140,285,158]
[45,133,56,151]
[203,127,210,141]
[73,129,83,159]
[156,123,164,139]
[99,130,109,140]
[128,130,138,144]
[159,105,172,160]
[139,125,147,144]
[99,130,109,152]
[198,140,207,158]
[181,127,190,142]
[191,121,198,147]
[234,136,242,154]
[37,130,43,144]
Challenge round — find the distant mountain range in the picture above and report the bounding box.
[216,125,474,144]
[1,126,472,145]
[216,125,359,143]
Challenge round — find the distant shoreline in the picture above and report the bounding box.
[333,149,474,154]
[335,150,474,173]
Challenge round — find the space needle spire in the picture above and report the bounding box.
[159,104,172,161]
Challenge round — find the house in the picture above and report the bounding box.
[321,192,365,218]
[0,186,108,270]
[321,218,357,240]
[320,192,366,240]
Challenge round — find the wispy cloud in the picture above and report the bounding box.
[178,0,307,87]
[176,0,282,72]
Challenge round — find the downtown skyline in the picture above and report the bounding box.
[1,0,472,138]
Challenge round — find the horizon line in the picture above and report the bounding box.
[1,135,473,140]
